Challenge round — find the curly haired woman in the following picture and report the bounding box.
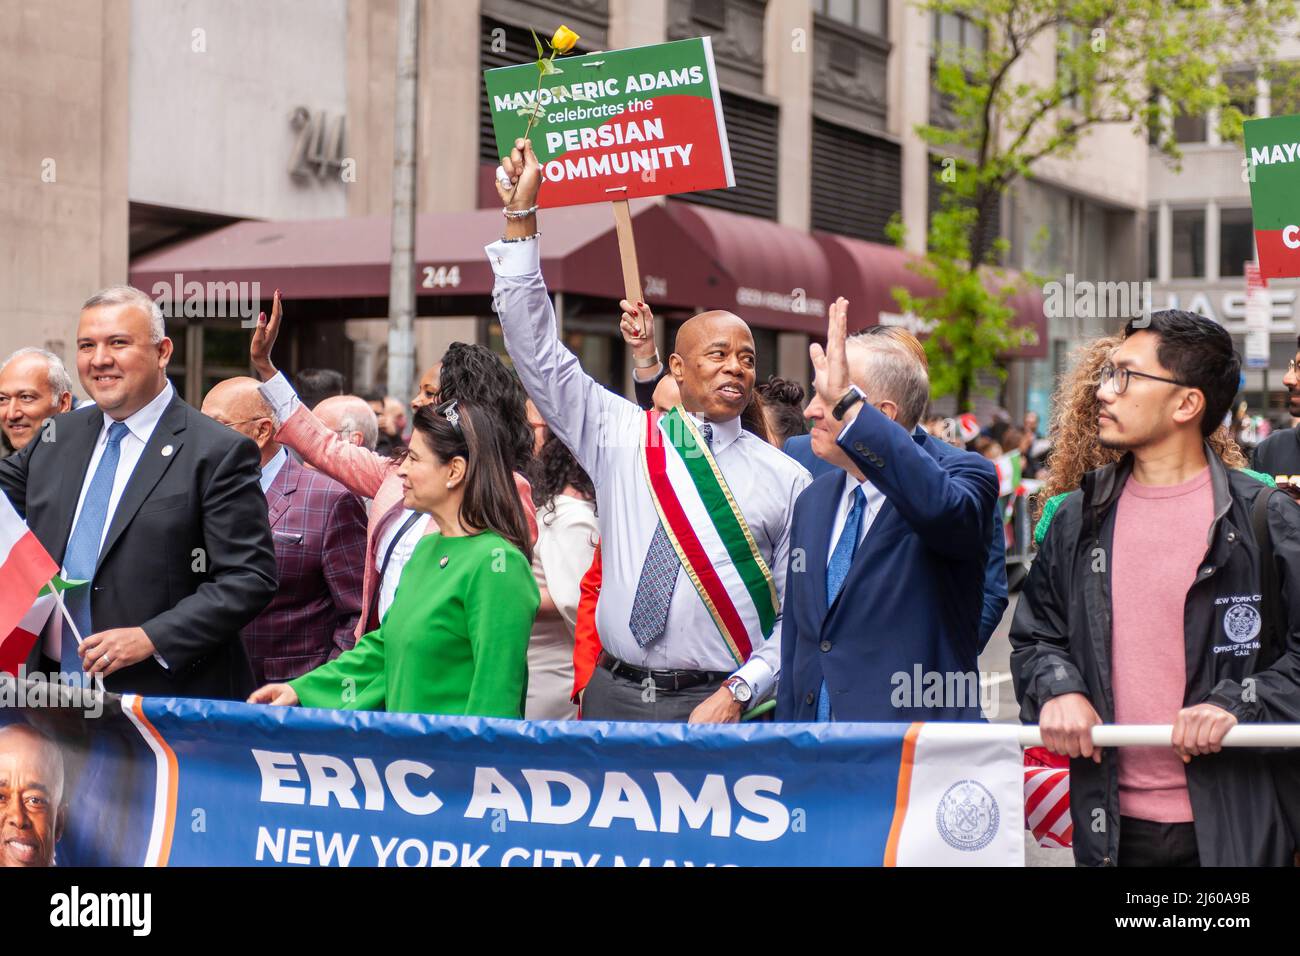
[1033,335,1272,546]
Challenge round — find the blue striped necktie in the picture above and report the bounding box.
[61,421,130,677]
[629,422,712,646]
[817,485,866,721]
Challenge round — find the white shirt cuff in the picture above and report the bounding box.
[485,236,541,277]
[259,371,301,427]
[152,652,169,670]
[731,658,775,708]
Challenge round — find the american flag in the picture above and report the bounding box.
[1024,747,1072,848]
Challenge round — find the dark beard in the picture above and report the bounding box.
[1096,430,1132,452]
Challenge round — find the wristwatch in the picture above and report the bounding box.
[832,385,866,421]
[724,676,752,705]
[633,350,661,369]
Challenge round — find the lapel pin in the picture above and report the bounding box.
[439,556,449,568]
[161,445,174,457]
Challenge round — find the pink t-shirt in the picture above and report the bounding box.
[1110,466,1213,822]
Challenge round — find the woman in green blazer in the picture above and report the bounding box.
[249,399,539,718]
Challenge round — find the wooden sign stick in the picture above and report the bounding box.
[610,198,646,337]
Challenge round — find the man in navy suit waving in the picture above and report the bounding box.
[776,298,998,722]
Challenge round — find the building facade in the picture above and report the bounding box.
[3,0,1150,417]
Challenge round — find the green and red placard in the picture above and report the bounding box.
[484,36,735,208]
[1245,114,1300,279]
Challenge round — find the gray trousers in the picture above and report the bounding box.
[581,663,724,722]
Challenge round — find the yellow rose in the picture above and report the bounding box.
[551,25,579,54]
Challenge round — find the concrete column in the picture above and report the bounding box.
[891,0,930,256]
[347,0,480,216]
[420,0,481,213]
[1205,198,1220,282]
[346,0,395,217]
[415,316,479,382]
[100,0,130,287]
[1207,72,1222,146]
[764,1,814,382]
[609,0,668,49]
[1130,206,1149,285]
[765,0,813,232]
[0,0,132,372]
[777,331,809,389]
[1157,201,1172,284]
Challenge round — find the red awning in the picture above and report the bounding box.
[816,232,1047,359]
[664,201,835,334]
[129,201,1044,360]
[129,202,732,314]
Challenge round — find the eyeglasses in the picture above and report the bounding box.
[1098,362,1187,395]
[436,399,461,432]
[214,416,271,429]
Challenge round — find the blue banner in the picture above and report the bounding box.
[0,677,1026,867]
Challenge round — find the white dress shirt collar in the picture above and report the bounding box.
[260,446,289,494]
[683,409,742,454]
[843,470,886,516]
[827,469,887,562]
[102,381,174,444]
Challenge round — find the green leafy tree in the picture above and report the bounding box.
[894,0,1295,411]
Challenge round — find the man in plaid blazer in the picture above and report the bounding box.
[202,378,367,684]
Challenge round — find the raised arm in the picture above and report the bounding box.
[250,289,395,499]
[487,138,639,478]
[260,375,395,499]
[837,403,999,558]
[811,297,997,559]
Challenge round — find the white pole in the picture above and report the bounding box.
[47,581,89,681]
[1018,724,1300,748]
[47,582,85,649]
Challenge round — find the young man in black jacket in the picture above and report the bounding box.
[1012,310,1300,866]
[1251,335,1300,495]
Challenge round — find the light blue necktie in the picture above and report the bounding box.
[629,422,713,647]
[61,421,130,677]
[817,486,866,721]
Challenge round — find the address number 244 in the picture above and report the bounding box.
[422,266,462,289]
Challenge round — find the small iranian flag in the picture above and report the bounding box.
[0,495,58,675]
[0,575,89,675]
[993,449,1023,523]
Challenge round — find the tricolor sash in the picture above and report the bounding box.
[639,407,778,666]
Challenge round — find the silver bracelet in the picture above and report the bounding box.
[503,204,539,220]
[500,231,540,244]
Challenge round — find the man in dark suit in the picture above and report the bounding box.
[202,377,367,685]
[0,286,277,699]
[784,422,1008,652]
[776,299,999,722]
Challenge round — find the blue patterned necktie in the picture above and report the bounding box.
[817,485,866,721]
[61,421,131,676]
[629,422,712,647]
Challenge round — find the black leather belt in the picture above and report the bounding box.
[598,651,730,692]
